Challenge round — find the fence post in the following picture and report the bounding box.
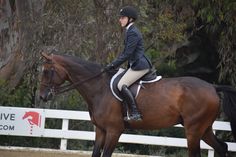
[60,119,69,150]
[207,150,214,157]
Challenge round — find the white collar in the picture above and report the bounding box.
[126,23,134,30]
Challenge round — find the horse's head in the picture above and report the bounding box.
[39,52,67,102]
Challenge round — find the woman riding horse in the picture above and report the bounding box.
[105,6,153,121]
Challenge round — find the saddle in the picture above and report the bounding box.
[110,68,162,101]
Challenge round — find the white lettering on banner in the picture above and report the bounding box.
[0,107,45,136]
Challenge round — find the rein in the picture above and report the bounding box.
[54,70,106,95]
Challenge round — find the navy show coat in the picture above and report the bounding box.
[111,24,152,70]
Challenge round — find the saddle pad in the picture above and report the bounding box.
[110,68,162,101]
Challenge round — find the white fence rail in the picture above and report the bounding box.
[0,106,236,157]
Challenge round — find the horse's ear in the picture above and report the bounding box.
[41,52,52,61]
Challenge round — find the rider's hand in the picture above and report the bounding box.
[104,64,114,72]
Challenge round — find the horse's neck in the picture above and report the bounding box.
[56,55,109,108]
[71,72,108,112]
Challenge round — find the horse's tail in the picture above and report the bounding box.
[215,85,236,141]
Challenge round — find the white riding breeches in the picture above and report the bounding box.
[117,68,149,91]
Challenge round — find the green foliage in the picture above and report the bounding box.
[156,59,177,77]
[67,139,93,151]
[190,0,236,86]
[157,13,186,43]
[146,48,161,61]
[0,79,32,107]
[145,47,177,77]
[0,135,60,149]
[59,91,85,110]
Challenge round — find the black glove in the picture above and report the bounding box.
[104,64,115,72]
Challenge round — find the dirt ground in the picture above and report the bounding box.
[0,146,156,157]
[0,149,90,157]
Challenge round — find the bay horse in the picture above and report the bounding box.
[39,53,236,157]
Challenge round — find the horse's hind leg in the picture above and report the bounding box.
[186,136,201,157]
[92,127,106,157]
[185,128,201,157]
[202,126,230,157]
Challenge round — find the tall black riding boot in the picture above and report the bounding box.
[121,85,142,121]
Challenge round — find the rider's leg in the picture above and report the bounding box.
[118,68,149,121]
[117,68,149,91]
[121,85,142,121]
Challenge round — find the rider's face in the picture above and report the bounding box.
[119,16,128,27]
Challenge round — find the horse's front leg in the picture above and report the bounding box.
[92,127,106,157]
[102,130,122,157]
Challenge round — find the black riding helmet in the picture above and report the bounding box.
[119,6,138,20]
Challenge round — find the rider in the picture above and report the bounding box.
[105,6,153,121]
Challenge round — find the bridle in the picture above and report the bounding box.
[40,65,57,96]
[40,62,106,96]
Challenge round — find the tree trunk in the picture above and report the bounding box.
[0,0,44,88]
[92,0,122,62]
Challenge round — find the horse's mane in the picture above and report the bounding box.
[58,54,102,74]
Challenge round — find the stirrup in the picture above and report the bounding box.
[124,112,142,121]
[130,113,142,121]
